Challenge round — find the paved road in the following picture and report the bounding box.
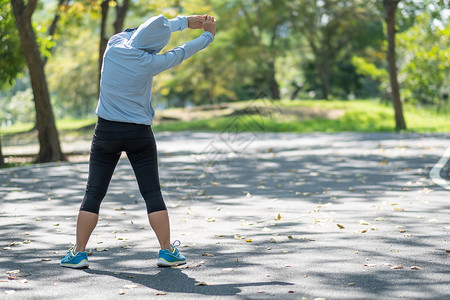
[0,132,449,299]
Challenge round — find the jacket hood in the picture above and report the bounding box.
[129,14,171,53]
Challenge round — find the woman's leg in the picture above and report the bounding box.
[76,138,121,252]
[75,211,99,253]
[126,135,171,250]
[148,210,171,250]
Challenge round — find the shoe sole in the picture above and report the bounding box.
[60,260,89,269]
[157,258,186,267]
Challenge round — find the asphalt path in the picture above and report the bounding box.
[0,132,449,299]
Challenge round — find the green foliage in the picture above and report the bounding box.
[1,0,449,129]
[0,88,35,125]
[46,27,98,118]
[288,0,385,99]
[397,13,450,107]
[153,99,450,133]
[0,0,26,89]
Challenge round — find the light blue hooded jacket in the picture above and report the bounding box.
[96,15,214,125]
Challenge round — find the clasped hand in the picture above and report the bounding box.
[187,15,216,36]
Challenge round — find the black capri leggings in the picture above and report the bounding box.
[80,117,166,214]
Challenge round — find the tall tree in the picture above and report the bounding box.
[289,0,375,99]
[383,0,406,130]
[11,0,66,162]
[98,0,130,96]
[1,0,27,166]
[207,0,290,100]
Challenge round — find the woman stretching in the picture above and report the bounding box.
[61,14,216,268]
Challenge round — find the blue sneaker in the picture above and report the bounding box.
[157,240,186,267]
[60,247,89,269]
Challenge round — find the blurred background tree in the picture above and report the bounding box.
[0,0,448,137]
[0,0,27,166]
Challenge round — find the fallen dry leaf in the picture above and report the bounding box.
[364,264,377,267]
[95,248,109,252]
[202,253,214,257]
[393,207,405,212]
[194,260,206,267]
[195,282,210,286]
[446,249,450,253]
[276,212,281,220]
[207,217,215,222]
[123,284,138,289]
[379,160,388,165]
[155,291,167,295]
[337,224,345,229]
[222,268,233,272]
[391,265,403,269]
[173,264,189,269]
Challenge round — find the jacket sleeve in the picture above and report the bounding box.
[145,31,214,77]
[168,16,188,32]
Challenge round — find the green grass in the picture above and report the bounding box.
[0,162,33,169]
[1,100,449,136]
[153,99,450,133]
[1,117,97,135]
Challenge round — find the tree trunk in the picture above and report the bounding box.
[0,134,4,167]
[113,0,130,33]
[11,0,66,163]
[98,0,110,97]
[268,60,280,99]
[383,0,406,130]
[98,0,130,97]
[315,55,331,100]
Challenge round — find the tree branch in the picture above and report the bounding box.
[25,0,38,19]
[43,0,69,66]
[113,0,130,33]
[239,0,259,44]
